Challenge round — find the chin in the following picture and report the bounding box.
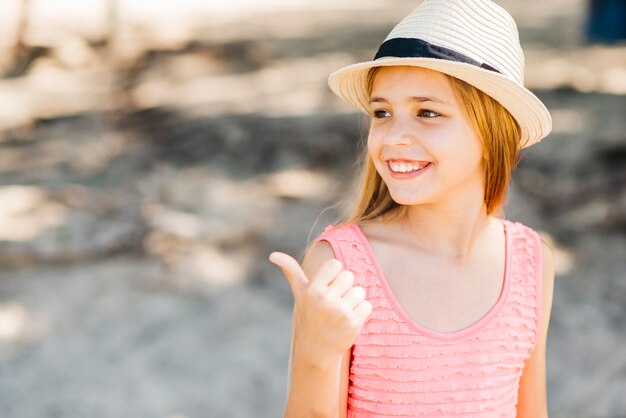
[388,190,427,206]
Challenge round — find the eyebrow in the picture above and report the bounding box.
[369,96,451,105]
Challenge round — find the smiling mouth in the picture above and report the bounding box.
[387,160,431,173]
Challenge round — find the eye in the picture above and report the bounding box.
[419,109,440,118]
[372,110,390,119]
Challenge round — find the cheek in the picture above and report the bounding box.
[438,124,482,162]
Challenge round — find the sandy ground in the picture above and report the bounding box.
[0,0,625,417]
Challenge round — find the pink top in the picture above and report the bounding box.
[312,218,542,418]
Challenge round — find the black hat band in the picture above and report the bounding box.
[374,37,502,74]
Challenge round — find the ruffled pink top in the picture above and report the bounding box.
[312,218,542,418]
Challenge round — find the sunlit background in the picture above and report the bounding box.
[0,0,625,417]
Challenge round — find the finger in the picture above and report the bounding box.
[309,258,344,289]
[353,300,373,324]
[268,252,309,295]
[342,286,367,310]
[325,270,355,299]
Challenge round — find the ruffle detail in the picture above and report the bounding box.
[313,220,541,417]
[347,389,517,417]
[350,362,523,382]
[349,373,519,393]
[348,383,518,405]
[352,350,530,371]
[353,339,534,359]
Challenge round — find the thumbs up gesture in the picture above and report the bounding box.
[269,251,373,362]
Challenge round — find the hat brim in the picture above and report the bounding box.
[328,57,552,148]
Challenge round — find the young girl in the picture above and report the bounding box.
[269,0,555,417]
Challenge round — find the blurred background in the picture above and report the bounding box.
[0,0,624,417]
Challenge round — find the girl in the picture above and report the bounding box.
[269,0,555,417]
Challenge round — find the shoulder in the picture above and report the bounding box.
[302,239,336,279]
[301,223,353,279]
[510,220,555,283]
[509,220,556,341]
[506,219,550,262]
[504,219,555,314]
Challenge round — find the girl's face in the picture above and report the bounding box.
[367,66,485,211]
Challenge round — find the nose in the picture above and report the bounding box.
[382,116,415,147]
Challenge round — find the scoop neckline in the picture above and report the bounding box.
[351,217,512,340]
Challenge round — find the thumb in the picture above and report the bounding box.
[268,251,309,296]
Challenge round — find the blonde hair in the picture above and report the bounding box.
[300,65,522,262]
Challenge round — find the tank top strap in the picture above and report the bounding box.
[505,219,543,349]
[311,223,379,289]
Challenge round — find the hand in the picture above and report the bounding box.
[269,251,373,363]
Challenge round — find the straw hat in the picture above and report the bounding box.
[328,0,552,148]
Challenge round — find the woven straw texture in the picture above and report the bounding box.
[327,0,552,148]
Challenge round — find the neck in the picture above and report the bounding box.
[396,200,493,262]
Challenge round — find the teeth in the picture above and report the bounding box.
[389,161,424,173]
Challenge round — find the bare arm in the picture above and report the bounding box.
[516,239,555,418]
[285,313,351,417]
[274,241,366,418]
